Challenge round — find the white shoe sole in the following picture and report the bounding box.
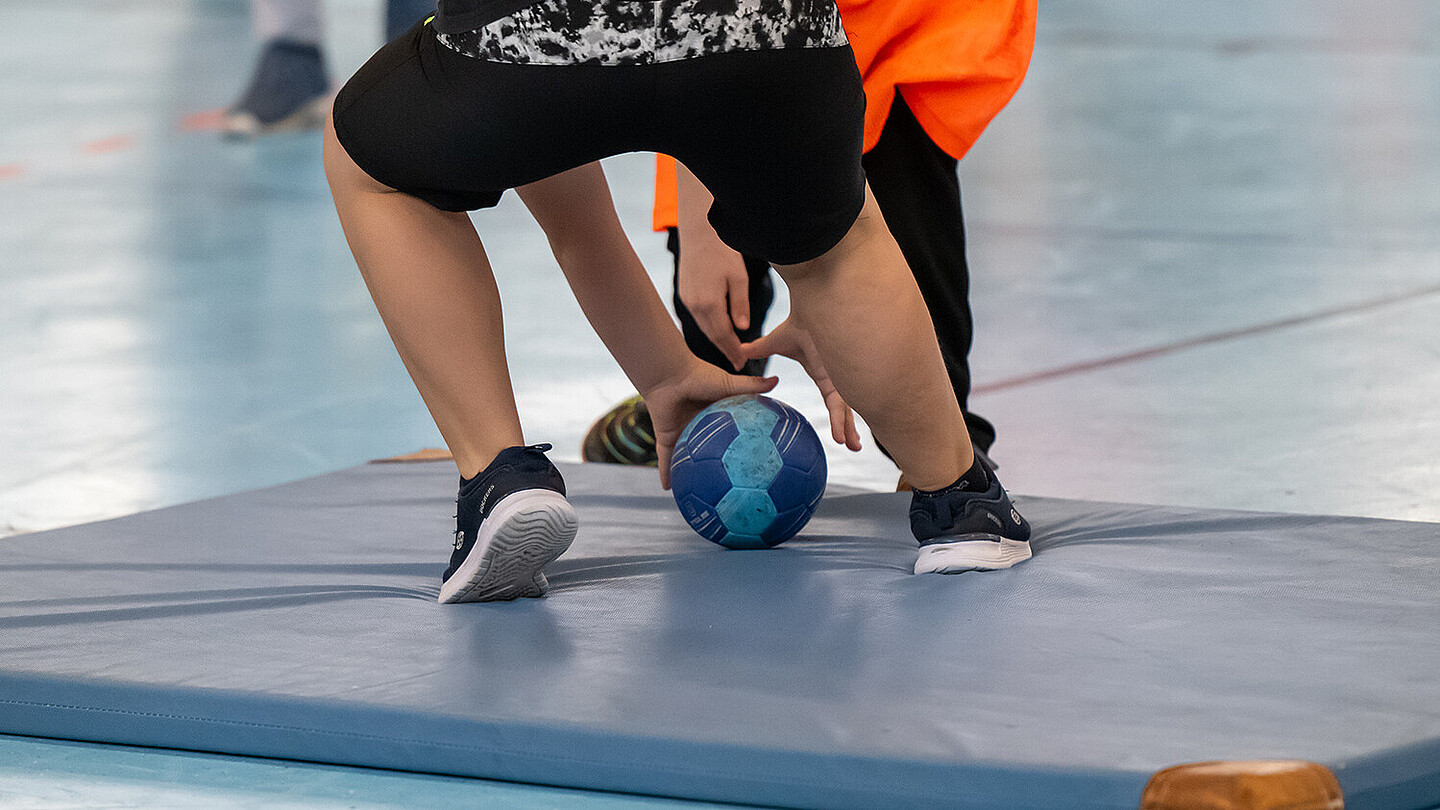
[220,94,331,140]
[914,536,1032,574]
[439,490,578,604]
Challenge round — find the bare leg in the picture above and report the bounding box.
[774,187,975,492]
[322,115,522,479]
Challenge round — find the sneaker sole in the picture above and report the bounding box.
[220,95,331,140]
[439,490,578,604]
[914,536,1032,574]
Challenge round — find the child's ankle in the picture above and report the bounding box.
[911,453,989,498]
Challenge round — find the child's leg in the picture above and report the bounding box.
[322,115,523,480]
[325,115,599,603]
[774,185,1032,572]
[862,95,995,454]
[664,47,977,493]
[772,187,974,493]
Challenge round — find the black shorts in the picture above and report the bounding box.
[331,20,866,265]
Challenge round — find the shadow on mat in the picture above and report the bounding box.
[545,536,890,589]
[0,562,436,575]
[1019,504,1351,554]
[0,584,432,628]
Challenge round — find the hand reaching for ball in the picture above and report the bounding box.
[642,359,778,490]
[740,318,862,452]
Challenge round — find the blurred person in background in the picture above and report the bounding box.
[222,0,435,137]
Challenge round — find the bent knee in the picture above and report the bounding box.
[772,192,888,284]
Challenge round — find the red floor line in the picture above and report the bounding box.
[80,135,135,155]
[3,108,224,173]
[974,281,1440,395]
[179,108,228,132]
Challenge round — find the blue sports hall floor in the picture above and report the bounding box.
[2,0,1439,807]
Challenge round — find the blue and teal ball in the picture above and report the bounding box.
[669,394,827,549]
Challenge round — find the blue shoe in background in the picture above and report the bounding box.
[221,39,330,139]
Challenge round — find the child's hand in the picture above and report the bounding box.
[742,319,862,452]
[673,160,752,372]
[644,363,778,489]
[676,235,751,373]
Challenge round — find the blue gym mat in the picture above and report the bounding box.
[1,461,1438,809]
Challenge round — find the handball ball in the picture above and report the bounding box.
[669,394,827,549]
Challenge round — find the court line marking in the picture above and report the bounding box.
[80,135,135,155]
[974,281,1440,394]
[179,108,227,132]
[0,107,232,183]
[6,107,1436,401]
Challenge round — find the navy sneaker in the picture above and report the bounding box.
[910,458,1031,574]
[440,444,577,604]
[221,39,331,139]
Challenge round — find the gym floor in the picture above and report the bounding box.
[2,0,1437,806]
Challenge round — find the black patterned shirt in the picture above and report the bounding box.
[437,0,848,65]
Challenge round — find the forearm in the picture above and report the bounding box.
[557,222,696,394]
[517,165,695,394]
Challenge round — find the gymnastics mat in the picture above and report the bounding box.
[1,460,1438,810]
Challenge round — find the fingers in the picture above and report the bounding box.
[740,321,859,451]
[841,397,862,451]
[828,399,861,451]
[676,239,753,372]
[826,392,846,444]
[692,303,748,372]
[727,270,750,332]
[739,328,781,362]
[651,373,778,491]
[657,439,672,490]
[736,374,780,397]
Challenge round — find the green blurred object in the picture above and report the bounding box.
[582,394,659,466]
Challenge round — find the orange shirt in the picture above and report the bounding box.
[653,0,1037,231]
